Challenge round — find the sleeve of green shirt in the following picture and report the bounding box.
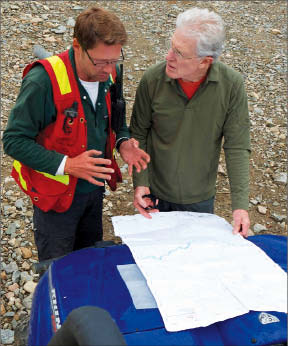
[130,73,152,187]
[223,74,251,211]
[2,66,65,175]
[115,109,130,143]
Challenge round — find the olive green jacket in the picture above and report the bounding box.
[130,61,251,210]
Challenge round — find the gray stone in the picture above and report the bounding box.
[72,6,84,10]
[255,195,263,203]
[271,213,286,222]
[67,18,75,27]
[254,107,263,115]
[120,165,128,173]
[22,294,33,309]
[257,205,267,215]
[11,319,18,330]
[3,261,18,274]
[33,45,52,59]
[0,329,14,344]
[4,311,15,317]
[12,270,21,283]
[273,172,287,185]
[15,199,24,210]
[6,223,17,235]
[51,25,67,34]
[20,272,33,283]
[253,224,267,233]
[41,14,49,20]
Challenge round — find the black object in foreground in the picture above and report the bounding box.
[48,306,126,346]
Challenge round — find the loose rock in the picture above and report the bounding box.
[271,213,286,223]
[273,172,287,185]
[257,206,267,215]
[22,294,33,310]
[1,329,14,345]
[253,224,267,233]
[23,281,37,294]
[20,247,32,259]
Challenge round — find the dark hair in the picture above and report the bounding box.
[73,6,127,50]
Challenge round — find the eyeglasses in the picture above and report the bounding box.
[85,48,125,67]
[166,40,200,60]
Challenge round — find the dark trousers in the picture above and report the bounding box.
[153,195,215,214]
[33,188,104,261]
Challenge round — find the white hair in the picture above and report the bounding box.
[176,7,225,61]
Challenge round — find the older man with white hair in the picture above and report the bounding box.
[130,7,251,236]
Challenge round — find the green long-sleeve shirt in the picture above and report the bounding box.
[130,61,251,210]
[3,48,130,193]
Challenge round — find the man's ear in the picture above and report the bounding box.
[72,37,81,50]
[200,56,214,67]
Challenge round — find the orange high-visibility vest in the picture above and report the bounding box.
[11,50,121,212]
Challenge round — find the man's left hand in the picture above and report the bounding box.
[119,138,150,176]
[232,209,250,237]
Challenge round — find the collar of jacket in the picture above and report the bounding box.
[164,60,220,86]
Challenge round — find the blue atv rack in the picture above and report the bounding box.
[28,235,287,346]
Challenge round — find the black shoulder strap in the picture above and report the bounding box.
[110,64,125,133]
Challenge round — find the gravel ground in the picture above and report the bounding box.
[0,1,287,344]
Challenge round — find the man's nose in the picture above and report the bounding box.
[166,49,175,61]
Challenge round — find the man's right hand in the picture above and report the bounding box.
[134,186,159,219]
[64,150,114,186]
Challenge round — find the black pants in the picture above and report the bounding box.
[33,188,104,261]
[153,195,215,214]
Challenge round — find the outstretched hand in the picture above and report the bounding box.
[119,138,150,176]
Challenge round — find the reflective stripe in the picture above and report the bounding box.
[13,160,69,189]
[13,160,27,191]
[46,56,72,95]
[36,170,69,185]
[109,73,114,84]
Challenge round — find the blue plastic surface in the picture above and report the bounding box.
[28,235,287,346]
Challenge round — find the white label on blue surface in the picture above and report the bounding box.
[258,312,280,324]
[117,264,157,309]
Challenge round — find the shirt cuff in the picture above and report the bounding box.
[116,137,129,152]
[56,156,68,175]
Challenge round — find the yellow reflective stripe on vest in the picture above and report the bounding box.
[35,170,70,185]
[13,160,69,188]
[109,73,114,84]
[45,56,72,95]
[13,160,27,191]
